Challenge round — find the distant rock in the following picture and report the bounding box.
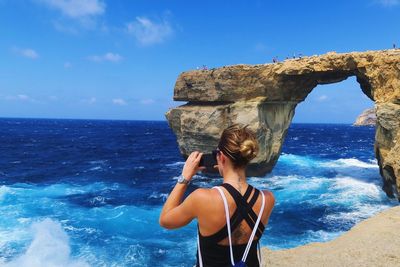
[353,108,376,126]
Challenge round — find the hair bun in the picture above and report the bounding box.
[218,124,259,167]
[239,139,258,161]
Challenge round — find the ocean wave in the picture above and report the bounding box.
[0,185,11,202]
[330,176,381,199]
[148,192,169,201]
[0,182,128,205]
[133,166,144,170]
[89,196,107,206]
[165,162,185,167]
[88,166,103,171]
[88,160,108,165]
[249,174,329,192]
[321,158,378,169]
[303,229,343,243]
[63,225,98,234]
[124,244,147,266]
[279,153,378,169]
[323,204,392,226]
[279,153,318,167]
[0,219,89,267]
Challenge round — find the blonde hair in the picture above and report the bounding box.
[218,124,259,168]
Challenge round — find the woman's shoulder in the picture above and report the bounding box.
[260,189,275,210]
[261,189,274,198]
[253,187,275,206]
[189,187,220,201]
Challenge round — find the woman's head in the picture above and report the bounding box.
[217,124,259,169]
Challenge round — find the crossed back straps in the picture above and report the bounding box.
[197,184,266,267]
[201,183,266,244]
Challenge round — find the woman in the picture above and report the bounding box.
[159,124,275,267]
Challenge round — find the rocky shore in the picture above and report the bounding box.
[261,206,400,267]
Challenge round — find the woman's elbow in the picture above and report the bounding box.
[159,215,173,229]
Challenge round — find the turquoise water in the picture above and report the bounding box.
[0,119,397,266]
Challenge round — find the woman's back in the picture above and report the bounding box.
[159,124,275,267]
[196,183,274,267]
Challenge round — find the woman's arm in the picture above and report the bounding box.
[159,151,205,229]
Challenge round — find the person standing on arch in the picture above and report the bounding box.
[160,124,275,267]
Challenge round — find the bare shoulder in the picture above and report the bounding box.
[188,187,217,202]
[262,190,275,206]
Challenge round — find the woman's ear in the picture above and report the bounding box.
[219,152,226,165]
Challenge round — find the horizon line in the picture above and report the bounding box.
[0,116,363,125]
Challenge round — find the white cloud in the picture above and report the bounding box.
[39,0,105,18]
[140,98,155,105]
[64,62,72,68]
[376,0,399,6]
[112,98,127,106]
[53,20,79,34]
[81,97,96,104]
[316,95,328,102]
[126,16,173,46]
[37,0,105,32]
[88,52,123,63]
[12,47,39,59]
[4,94,37,102]
[17,94,29,100]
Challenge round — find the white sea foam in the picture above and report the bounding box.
[1,219,89,267]
[250,174,328,192]
[279,154,317,167]
[0,185,11,202]
[321,158,378,169]
[331,176,381,199]
[0,228,30,256]
[314,176,383,208]
[280,153,379,170]
[304,229,343,243]
[133,166,144,170]
[88,160,107,165]
[89,196,106,205]
[165,161,185,167]
[148,192,169,201]
[88,166,102,171]
[124,244,146,265]
[63,225,97,234]
[324,204,392,225]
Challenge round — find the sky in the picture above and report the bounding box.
[0,0,399,122]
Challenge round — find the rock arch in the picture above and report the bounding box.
[166,50,400,200]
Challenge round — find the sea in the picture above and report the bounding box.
[0,118,397,267]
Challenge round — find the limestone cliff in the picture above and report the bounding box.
[166,50,400,200]
[353,108,376,126]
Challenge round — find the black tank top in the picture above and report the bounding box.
[196,183,265,267]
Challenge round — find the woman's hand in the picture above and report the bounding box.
[182,151,205,180]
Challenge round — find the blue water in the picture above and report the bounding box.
[0,119,397,266]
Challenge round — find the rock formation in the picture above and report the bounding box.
[353,108,376,126]
[166,50,400,200]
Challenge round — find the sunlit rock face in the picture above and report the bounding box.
[354,108,376,126]
[166,50,400,199]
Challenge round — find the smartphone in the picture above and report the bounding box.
[199,153,217,168]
